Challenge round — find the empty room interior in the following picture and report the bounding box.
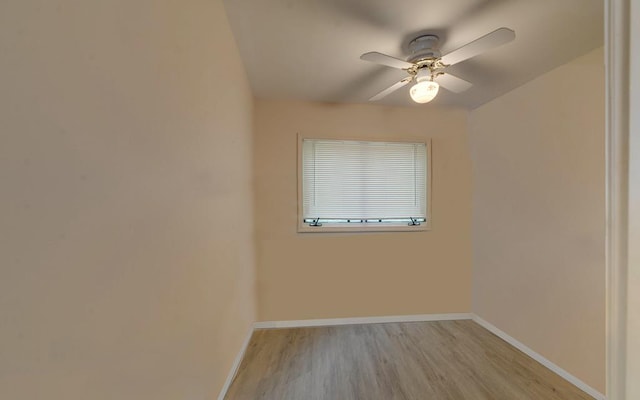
[2,0,621,399]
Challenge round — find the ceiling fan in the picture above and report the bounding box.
[360,27,516,104]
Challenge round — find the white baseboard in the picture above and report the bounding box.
[471,314,605,400]
[253,313,472,329]
[217,327,254,400]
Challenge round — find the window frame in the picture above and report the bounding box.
[297,133,432,233]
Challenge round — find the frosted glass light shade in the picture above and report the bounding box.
[410,81,439,103]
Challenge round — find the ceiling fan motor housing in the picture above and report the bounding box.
[408,34,442,63]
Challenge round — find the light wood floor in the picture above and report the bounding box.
[224,320,594,400]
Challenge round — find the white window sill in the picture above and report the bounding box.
[297,222,430,233]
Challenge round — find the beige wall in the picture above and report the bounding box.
[254,100,472,321]
[469,48,605,392]
[627,2,640,396]
[0,1,255,399]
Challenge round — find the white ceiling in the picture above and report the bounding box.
[223,0,603,109]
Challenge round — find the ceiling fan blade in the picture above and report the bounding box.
[369,77,413,101]
[436,73,473,93]
[360,52,415,70]
[440,27,515,66]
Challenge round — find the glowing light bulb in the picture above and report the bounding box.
[410,80,439,103]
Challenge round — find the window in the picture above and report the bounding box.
[299,137,431,232]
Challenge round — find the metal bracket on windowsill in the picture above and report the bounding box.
[309,218,322,227]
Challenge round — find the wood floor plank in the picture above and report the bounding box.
[224,320,596,400]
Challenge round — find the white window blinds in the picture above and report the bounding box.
[302,139,428,226]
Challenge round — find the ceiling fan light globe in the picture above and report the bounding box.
[410,81,439,103]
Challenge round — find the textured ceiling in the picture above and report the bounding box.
[223,0,603,109]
